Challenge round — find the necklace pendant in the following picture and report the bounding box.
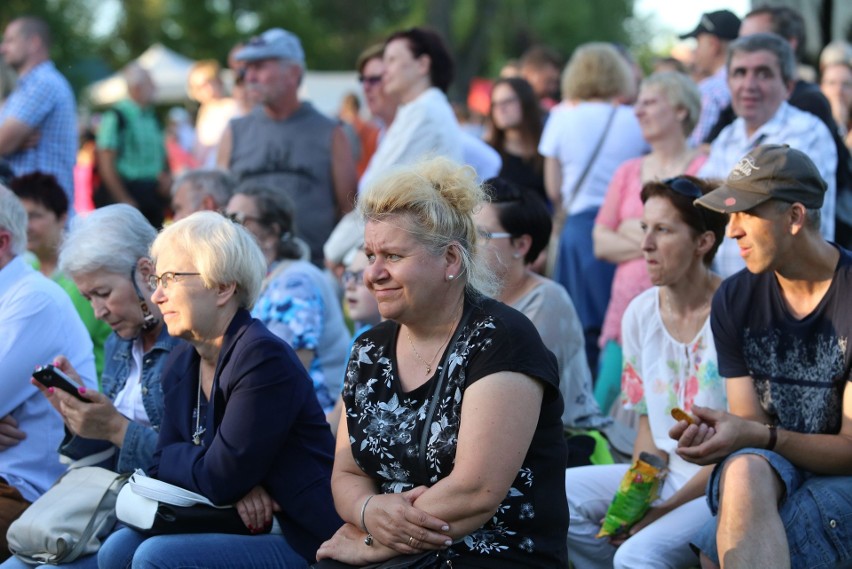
[425,364,431,375]
[192,426,206,446]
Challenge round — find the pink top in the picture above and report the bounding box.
[595,154,707,346]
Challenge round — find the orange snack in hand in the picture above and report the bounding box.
[670,407,696,425]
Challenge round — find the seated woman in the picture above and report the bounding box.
[225,186,350,418]
[592,71,705,415]
[565,176,729,569]
[474,177,613,439]
[316,158,569,567]
[98,211,341,569]
[0,205,180,569]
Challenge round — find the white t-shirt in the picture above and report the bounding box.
[620,287,728,489]
[539,101,648,215]
[112,337,152,428]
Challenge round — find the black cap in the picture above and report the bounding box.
[680,10,741,41]
[695,144,826,214]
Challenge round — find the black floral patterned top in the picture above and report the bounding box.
[343,296,569,568]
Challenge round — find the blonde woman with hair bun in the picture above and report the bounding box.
[316,157,570,568]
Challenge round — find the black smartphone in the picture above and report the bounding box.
[32,364,89,403]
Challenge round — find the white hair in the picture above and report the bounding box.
[59,204,157,277]
[0,185,27,256]
[150,211,267,309]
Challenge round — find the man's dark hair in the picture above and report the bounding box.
[8,172,68,217]
[386,27,454,93]
[746,4,805,60]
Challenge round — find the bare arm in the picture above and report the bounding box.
[0,117,36,156]
[330,125,357,215]
[96,148,136,206]
[409,371,545,537]
[216,124,233,170]
[593,222,643,263]
[544,157,563,213]
[673,377,852,475]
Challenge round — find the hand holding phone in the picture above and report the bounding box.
[32,364,89,403]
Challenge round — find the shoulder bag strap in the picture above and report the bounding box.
[418,303,473,473]
[561,103,618,215]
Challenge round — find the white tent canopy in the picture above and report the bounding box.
[86,43,196,106]
[85,44,361,118]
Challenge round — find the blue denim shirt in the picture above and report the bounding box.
[60,325,182,473]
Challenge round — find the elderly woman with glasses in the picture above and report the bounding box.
[225,185,350,421]
[0,205,181,569]
[98,211,341,569]
[565,176,729,569]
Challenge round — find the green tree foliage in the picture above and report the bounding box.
[1,0,636,99]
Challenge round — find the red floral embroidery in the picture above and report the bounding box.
[622,362,644,405]
[683,375,699,411]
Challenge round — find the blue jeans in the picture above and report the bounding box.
[97,528,309,569]
[692,448,852,568]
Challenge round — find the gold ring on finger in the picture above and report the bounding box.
[408,535,415,547]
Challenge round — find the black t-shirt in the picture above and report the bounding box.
[711,247,852,434]
[343,296,568,568]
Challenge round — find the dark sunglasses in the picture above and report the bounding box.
[662,177,709,230]
[663,176,703,200]
[358,74,382,87]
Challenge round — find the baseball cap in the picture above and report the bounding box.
[235,28,305,67]
[679,10,741,41]
[695,144,827,214]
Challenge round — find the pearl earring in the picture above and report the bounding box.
[447,274,454,281]
[512,252,522,259]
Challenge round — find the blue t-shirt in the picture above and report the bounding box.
[711,246,852,434]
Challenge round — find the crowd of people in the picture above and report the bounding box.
[0,5,851,569]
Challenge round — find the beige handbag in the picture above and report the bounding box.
[7,464,127,564]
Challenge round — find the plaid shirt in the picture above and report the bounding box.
[689,66,730,147]
[0,61,77,203]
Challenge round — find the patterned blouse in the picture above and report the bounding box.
[342,297,569,567]
[621,287,728,489]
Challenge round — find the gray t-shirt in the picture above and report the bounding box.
[229,103,338,266]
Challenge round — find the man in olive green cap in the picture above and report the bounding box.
[671,144,852,569]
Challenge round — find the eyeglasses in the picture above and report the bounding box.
[663,177,703,200]
[358,74,382,87]
[342,269,364,286]
[221,210,262,226]
[477,229,512,241]
[147,272,200,291]
[491,96,518,110]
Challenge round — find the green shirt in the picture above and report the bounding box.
[96,98,166,181]
[28,254,111,384]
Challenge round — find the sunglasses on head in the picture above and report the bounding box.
[663,176,703,200]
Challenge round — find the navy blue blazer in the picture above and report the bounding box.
[152,308,342,561]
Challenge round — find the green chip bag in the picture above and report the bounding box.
[596,452,668,538]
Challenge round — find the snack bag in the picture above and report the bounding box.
[596,452,668,538]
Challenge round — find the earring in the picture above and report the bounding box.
[447,274,454,281]
[512,252,522,259]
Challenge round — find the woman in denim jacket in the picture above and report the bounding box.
[0,205,180,569]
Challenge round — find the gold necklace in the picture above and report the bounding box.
[406,310,460,376]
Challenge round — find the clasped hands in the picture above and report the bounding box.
[317,486,452,565]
